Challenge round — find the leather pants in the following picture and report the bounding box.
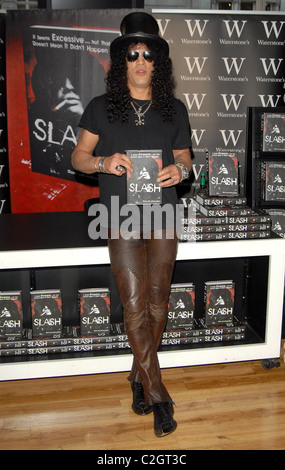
[108,230,178,406]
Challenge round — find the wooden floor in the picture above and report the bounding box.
[0,347,285,450]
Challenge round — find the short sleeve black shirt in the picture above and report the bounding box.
[79,94,191,229]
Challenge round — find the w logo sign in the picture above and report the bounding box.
[184,57,208,74]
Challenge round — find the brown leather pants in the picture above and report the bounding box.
[108,230,178,406]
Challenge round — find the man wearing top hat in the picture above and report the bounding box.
[72,11,192,437]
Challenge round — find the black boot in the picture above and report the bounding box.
[153,402,177,437]
[131,382,153,415]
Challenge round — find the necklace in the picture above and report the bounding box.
[130,99,152,126]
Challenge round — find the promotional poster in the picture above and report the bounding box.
[6,8,130,212]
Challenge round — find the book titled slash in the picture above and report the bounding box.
[264,161,285,202]
[208,152,239,196]
[126,149,163,205]
[204,280,235,327]
[262,112,285,153]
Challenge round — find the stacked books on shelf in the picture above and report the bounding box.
[0,280,246,356]
[160,282,246,348]
[259,112,285,237]
[0,324,130,357]
[0,287,130,356]
[180,151,273,242]
[180,192,272,242]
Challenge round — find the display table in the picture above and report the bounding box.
[0,212,284,381]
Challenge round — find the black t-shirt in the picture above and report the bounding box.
[79,94,191,230]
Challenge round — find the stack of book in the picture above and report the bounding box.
[162,280,246,347]
[0,324,130,357]
[180,191,272,242]
[160,320,245,347]
[0,319,246,356]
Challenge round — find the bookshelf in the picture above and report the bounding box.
[0,211,284,381]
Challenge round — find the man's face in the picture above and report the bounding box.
[126,43,154,93]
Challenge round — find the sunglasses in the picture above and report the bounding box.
[126,50,154,63]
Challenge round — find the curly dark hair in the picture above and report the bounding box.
[105,39,175,123]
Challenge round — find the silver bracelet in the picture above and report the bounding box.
[176,163,189,181]
[94,157,99,172]
[98,157,106,173]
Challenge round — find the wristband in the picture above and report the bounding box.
[98,157,106,173]
[94,157,99,172]
[175,163,189,181]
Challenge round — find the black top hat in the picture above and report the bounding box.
[110,12,169,60]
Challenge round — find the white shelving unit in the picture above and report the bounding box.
[0,221,284,381]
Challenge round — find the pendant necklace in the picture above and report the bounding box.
[130,99,152,126]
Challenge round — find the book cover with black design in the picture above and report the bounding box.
[166,283,195,330]
[264,161,285,202]
[0,291,23,340]
[79,288,110,336]
[204,280,235,327]
[208,152,239,196]
[31,289,62,339]
[262,113,285,153]
[126,149,162,205]
[266,209,285,238]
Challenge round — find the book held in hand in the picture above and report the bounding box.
[126,149,162,205]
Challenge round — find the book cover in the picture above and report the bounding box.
[79,288,111,336]
[31,290,62,339]
[204,280,235,326]
[126,149,162,205]
[208,152,239,196]
[262,113,285,152]
[266,209,285,238]
[0,291,23,340]
[24,24,110,183]
[166,283,195,330]
[264,161,285,202]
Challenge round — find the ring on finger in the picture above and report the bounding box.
[171,177,175,183]
[116,165,124,172]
